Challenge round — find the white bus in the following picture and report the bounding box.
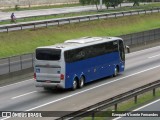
[34,37,125,90]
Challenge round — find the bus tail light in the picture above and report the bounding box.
[34,73,36,80]
[60,74,64,80]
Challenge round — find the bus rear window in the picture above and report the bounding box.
[36,48,61,60]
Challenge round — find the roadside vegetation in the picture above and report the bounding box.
[0,13,160,58]
[84,88,160,120]
[0,3,160,26]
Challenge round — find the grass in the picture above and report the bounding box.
[0,13,160,58]
[83,88,160,120]
[0,3,160,25]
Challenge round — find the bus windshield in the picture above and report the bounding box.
[36,48,61,61]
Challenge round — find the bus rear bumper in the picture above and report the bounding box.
[35,81,65,89]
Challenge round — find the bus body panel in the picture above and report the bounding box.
[65,52,124,89]
[34,60,66,88]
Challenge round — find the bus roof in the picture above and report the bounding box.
[36,37,122,51]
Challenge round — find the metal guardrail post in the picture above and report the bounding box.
[46,22,48,28]
[68,19,71,24]
[153,88,156,97]
[34,23,36,30]
[32,53,34,67]
[20,55,22,70]
[8,57,10,73]
[134,95,137,104]
[6,27,9,33]
[92,113,95,120]
[115,13,117,18]
[78,18,80,22]
[21,25,22,30]
[115,104,117,111]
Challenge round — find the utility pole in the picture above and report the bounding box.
[100,0,102,10]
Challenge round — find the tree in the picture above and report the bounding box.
[104,0,123,9]
[128,0,140,6]
[79,0,100,10]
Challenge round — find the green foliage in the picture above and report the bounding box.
[0,13,160,58]
[79,0,124,9]
[14,5,20,10]
[79,0,100,10]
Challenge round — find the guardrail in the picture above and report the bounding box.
[0,53,34,75]
[55,80,160,119]
[0,28,160,75]
[0,8,160,33]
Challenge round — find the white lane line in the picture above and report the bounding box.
[0,78,33,89]
[26,64,160,111]
[127,46,160,56]
[113,98,160,120]
[148,54,160,59]
[11,91,37,99]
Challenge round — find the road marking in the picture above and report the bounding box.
[0,79,33,89]
[148,54,160,59]
[11,91,37,99]
[113,98,160,120]
[26,64,160,111]
[127,46,160,56]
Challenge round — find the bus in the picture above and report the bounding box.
[34,37,125,90]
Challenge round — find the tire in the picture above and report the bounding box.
[113,66,118,77]
[78,76,85,88]
[72,79,78,90]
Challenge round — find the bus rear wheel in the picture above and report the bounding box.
[78,76,85,88]
[72,79,78,90]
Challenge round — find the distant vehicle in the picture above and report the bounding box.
[34,37,125,90]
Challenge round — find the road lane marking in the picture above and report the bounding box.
[148,54,160,59]
[0,79,33,89]
[113,98,160,120]
[127,46,160,56]
[11,91,37,99]
[26,64,160,111]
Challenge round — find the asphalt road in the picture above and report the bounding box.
[0,9,158,33]
[0,3,135,21]
[1,46,160,120]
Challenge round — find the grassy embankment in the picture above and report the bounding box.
[0,3,160,25]
[84,88,160,120]
[0,13,160,58]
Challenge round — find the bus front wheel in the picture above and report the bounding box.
[113,66,118,77]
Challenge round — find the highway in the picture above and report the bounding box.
[1,46,160,120]
[0,9,159,33]
[0,3,135,21]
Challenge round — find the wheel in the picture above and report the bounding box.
[113,66,118,77]
[78,76,85,88]
[72,79,78,90]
